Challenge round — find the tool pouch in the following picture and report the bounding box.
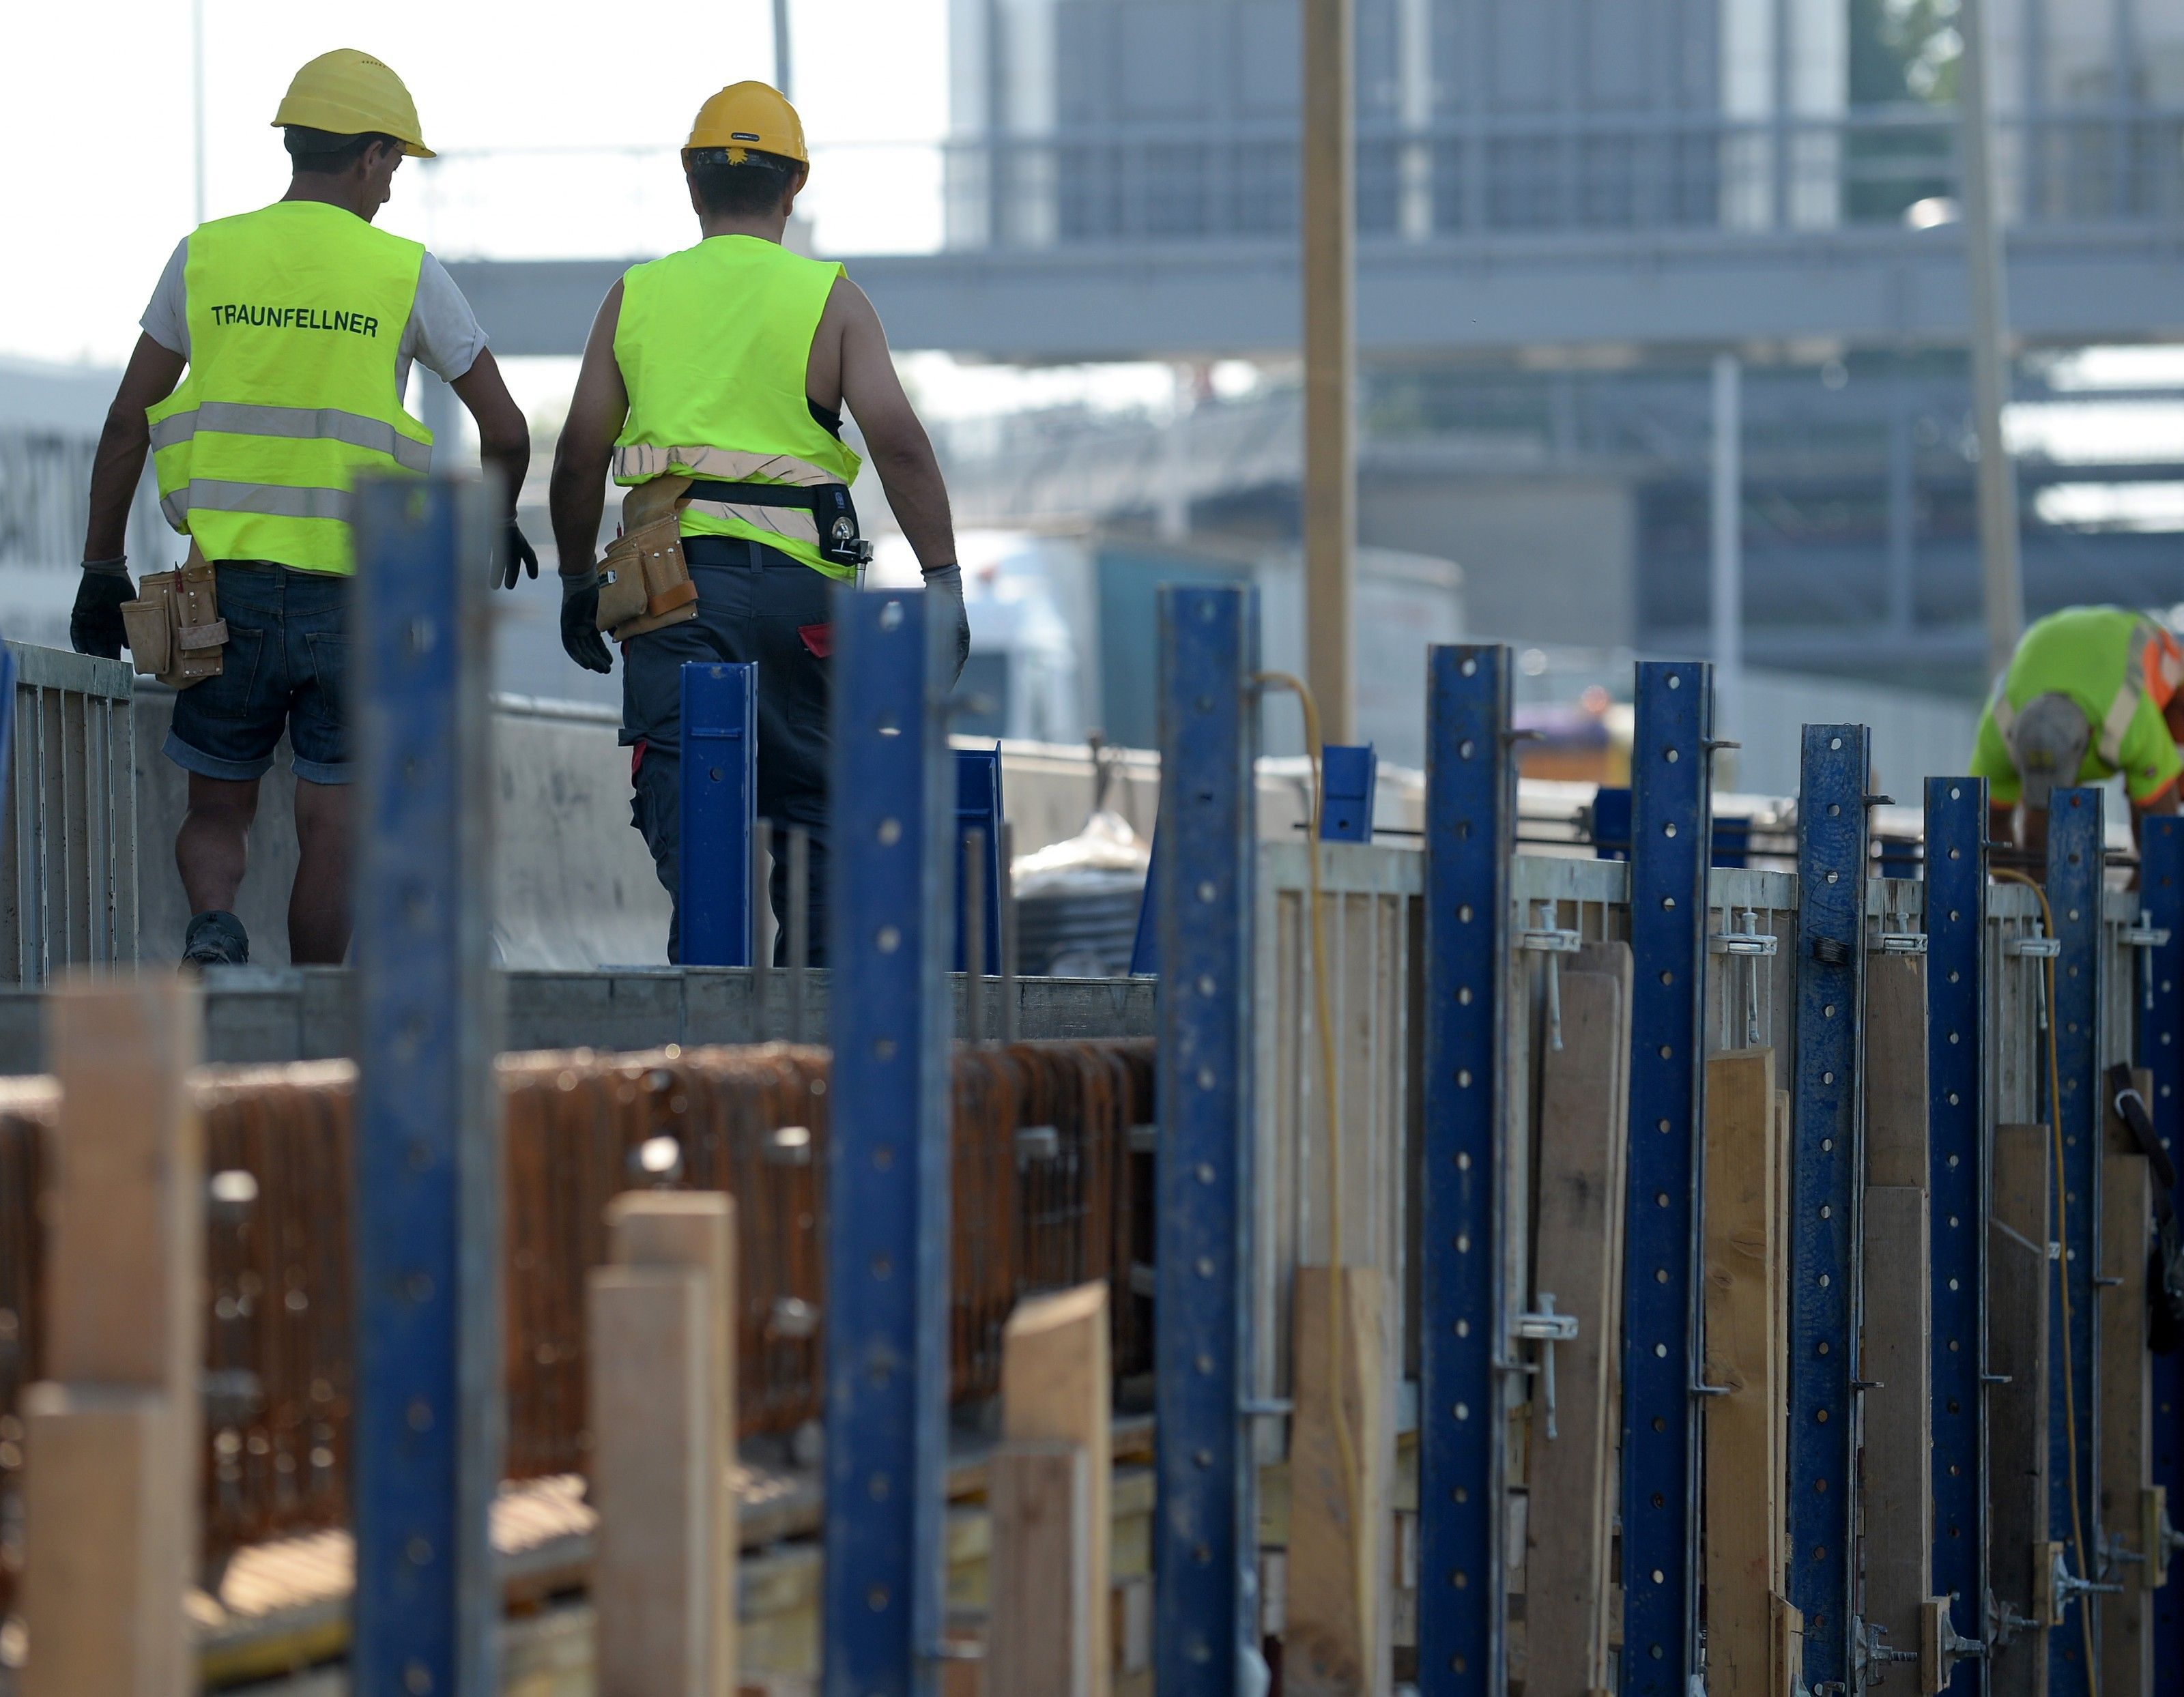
[597,477,700,642]
[124,545,228,689]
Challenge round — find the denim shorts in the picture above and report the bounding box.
[165,562,352,785]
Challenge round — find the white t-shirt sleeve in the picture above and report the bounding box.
[140,238,191,358]
[402,252,489,384]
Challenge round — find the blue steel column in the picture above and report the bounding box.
[349,478,502,1697]
[1153,583,1259,1694]
[2047,787,2105,1697]
[1419,646,1513,1697]
[2138,815,2184,1694]
[1787,724,1872,1689]
[1619,658,1714,1696]
[1927,777,1989,1692]
[822,587,953,1697]
[953,744,1005,974]
[679,661,758,966]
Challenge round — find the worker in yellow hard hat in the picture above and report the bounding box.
[71,49,537,968]
[548,82,969,964]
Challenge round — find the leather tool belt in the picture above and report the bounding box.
[596,476,702,642]
[685,477,874,570]
[121,540,228,690]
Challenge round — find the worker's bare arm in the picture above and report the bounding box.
[450,349,530,520]
[828,278,957,572]
[82,334,187,561]
[549,284,630,578]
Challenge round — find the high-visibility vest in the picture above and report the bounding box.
[1988,607,2172,772]
[146,201,432,575]
[612,235,863,580]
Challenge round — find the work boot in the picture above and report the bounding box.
[182,910,250,970]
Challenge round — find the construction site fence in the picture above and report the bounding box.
[0,1036,1151,1600]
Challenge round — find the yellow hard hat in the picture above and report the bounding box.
[685,82,807,167]
[272,49,434,159]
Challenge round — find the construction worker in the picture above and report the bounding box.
[70,50,536,968]
[1970,605,2184,856]
[549,82,968,965]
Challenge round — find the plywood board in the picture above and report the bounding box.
[2098,1150,2153,1697]
[1860,1186,1932,1665]
[988,1441,1093,1697]
[1864,955,1929,1188]
[1989,1122,2052,1697]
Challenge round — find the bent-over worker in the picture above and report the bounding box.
[548,81,968,965]
[72,48,535,966]
[1969,604,2184,860]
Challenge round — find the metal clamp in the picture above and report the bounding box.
[2007,924,2060,1032]
[1926,1593,1988,1689]
[2127,908,2172,1009]
[1514,1294,1581,1439]
[1711,908,1779,1045]
[1873,909,1926,955]
[1521,903,1583,1050]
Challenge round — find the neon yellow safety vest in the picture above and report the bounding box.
[146,201,433,576]
[612,235,863,581]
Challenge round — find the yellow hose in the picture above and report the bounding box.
[1992,867,2099,1694]
[1252,670,1369,1647]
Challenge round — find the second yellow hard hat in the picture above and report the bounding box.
[686,82,808,167]
[273,49,434,158]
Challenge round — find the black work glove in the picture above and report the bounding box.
[494,519,539,590]
[71,562,135,660]
[924,563,971,686]
[560,569,614,673]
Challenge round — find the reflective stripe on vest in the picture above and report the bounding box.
[145,202,431,575]
[611,444,838,487]
[149,401,433,474]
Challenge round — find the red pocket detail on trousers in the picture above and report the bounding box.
[798,622,833,659]
[631,738,646,777]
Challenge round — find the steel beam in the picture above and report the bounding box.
[349,476,502,1697]
[2138,814,2184,1696]
[821,585,953,1697]
[1153,583,1261,1694]
[1787,724,1873,1689]
[953,745,1004,975]
[1618,658,1714,1696]
[1420,644,1514,1697]
[2046,786,2106,1697]
[1927,776,1991,1693]
[679,662,758,968]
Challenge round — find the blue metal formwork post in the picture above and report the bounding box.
[1153,583,1259,1694]
[2139,815,2184,1694]
[349,478,502,1697]
[1320,742,1378,841]
[1787,724,1873,1688]
[1420,646,1514,1697]
[1618,659,1714,1696]
[679,661,758,966]
[2046,787,2106,1697]
[953,744,1004,974]
[1926,777,1989,1692]
[822,587,953,1697]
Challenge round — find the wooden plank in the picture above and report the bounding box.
[988,1440,1093,1697]
[1989,1122,2052,1697]
[2098,1149,2153,1697]
[22,1387,184,1697]
[1774,1087,1791,1597]
[1575,940,1635,1634]
[23,978,201,1697]
[1287,1264,1392,1696]
[1864,954,1929,1187]
[1000,1281,1112,1697]
[1772,1595,1805,1697]
[594,1191,736,1697]
[1524,966,1628,1697]
[1701,1046,1780,1697]
[1860,1186,1933,1667]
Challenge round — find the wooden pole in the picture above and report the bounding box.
[995,1282,1112,1697]
[590,1192,738,1697]
[1286,1264,1392,1696]
[988,1441,1094,1697]
[1701,1047,1782,1697]
[23,978,202,1697]
[1301,0,1356,744]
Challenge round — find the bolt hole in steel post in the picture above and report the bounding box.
[821,587,951,1695]
[347,474,502,1697]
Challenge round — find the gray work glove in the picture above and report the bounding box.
[560,568,614,674]
[924,563,970,686]
[72,559,134,660]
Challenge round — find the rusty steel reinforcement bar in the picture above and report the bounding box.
[0,1039,1151,1614]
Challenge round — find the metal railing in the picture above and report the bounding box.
[1,641,137,983]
